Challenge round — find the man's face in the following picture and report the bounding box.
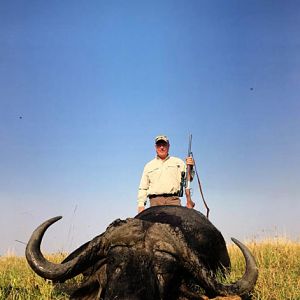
[155,141,169,159]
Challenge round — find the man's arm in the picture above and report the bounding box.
[186,156,195,180]
[137,167,149,213]
[185,156,195,208]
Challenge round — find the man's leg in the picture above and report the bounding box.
[165,196,181,206]
[150,196,181,207]
[150,197,167,207]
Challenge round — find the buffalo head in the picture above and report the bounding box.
[26,206,258,299]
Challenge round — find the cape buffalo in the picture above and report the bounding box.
[26,206,258,299]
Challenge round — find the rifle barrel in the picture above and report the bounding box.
[188,134,192,156]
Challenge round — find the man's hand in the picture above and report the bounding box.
[186,200,195,209]
[186,156,194,166]
[185,188,195,209]
[137,206,145,213]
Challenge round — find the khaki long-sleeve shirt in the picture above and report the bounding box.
[137,156,186,207]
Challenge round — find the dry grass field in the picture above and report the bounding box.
[0,238,299,299]
[226,237,300,300]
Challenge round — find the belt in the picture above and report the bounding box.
[149,193,179,199]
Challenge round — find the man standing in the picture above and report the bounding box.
[137,135,194,213]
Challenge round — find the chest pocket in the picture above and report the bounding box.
[166,164,181,179]
[147,167,160,183]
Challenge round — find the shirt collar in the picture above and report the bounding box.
[156,154,170,161]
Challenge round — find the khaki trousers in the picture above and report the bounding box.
[150,196,181,207]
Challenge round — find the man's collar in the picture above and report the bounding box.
[156,154,170,161]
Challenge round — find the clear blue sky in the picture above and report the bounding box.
[1,1,299,255]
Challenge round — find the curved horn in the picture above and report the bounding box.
[25,216,105,282]
[183,237,258,297]
[222,238,259,295]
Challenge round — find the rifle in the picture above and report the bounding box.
[184,134,210,218]
[185,134,195,209]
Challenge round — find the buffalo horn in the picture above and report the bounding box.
[25,216,106,282]
[184,237,258,297]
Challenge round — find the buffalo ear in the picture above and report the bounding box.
[70,278,100,300]
[70,264,107,300]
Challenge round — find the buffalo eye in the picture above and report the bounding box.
[115,267,122,276]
